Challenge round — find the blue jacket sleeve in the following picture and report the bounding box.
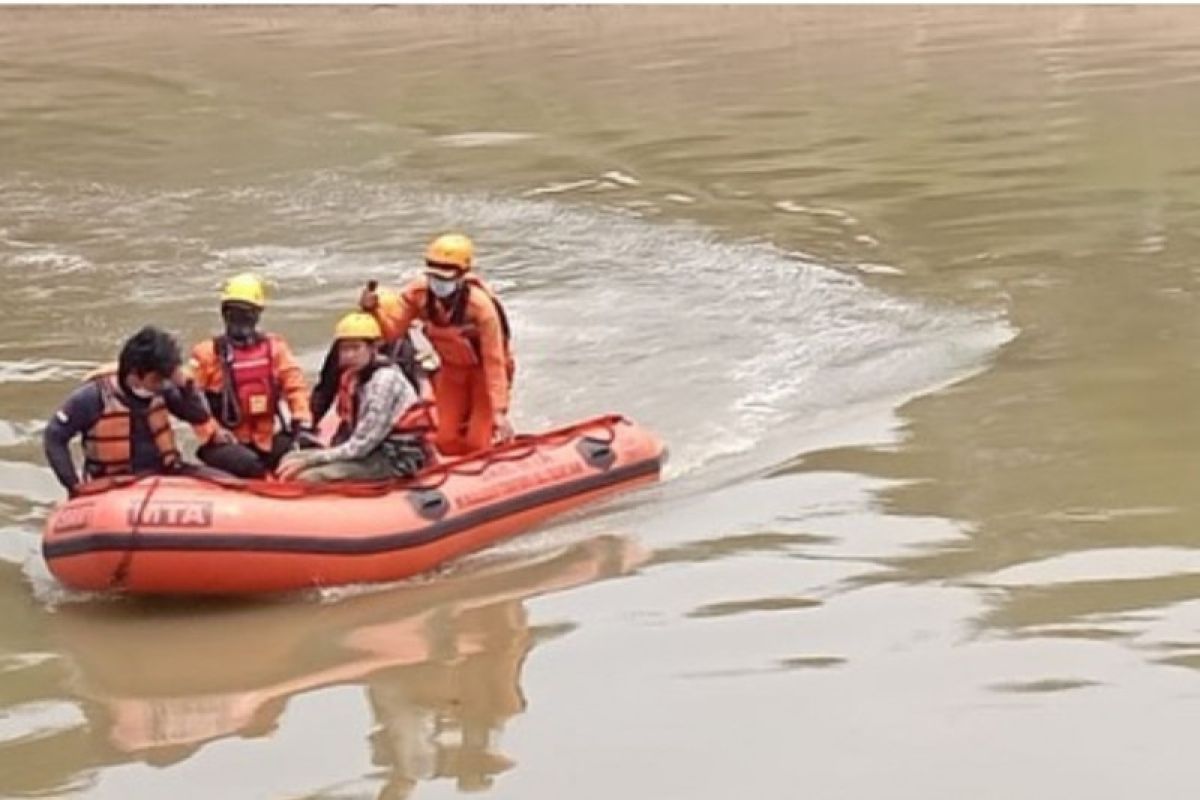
[43,383,103,492]
[162,380,213,425]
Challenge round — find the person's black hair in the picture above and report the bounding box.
[117,326,182,380]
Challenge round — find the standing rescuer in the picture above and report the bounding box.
[188,273,314,478]
[42,326,214,494]
[360,233,515,456]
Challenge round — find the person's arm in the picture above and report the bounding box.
[271,336,313,427]
[163,374,218,443]
[42,384,103,492]
[303,369,414,466]
[474,301,511,415]
[182,342,220,443]
[373,286,420,344]
[310,342,340,425]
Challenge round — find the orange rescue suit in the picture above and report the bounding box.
[82,371,180,478]
[188,334,312,451]
[373,276,513,456]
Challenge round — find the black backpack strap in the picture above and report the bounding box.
[491,292,512,345]
[212,336,242,428]
[463,278,512,345]
[310,340,340,424]
[449,282,470,327]
[424,282,439,322]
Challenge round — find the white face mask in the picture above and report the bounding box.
[428,275,460,299]
[128,384,157,400]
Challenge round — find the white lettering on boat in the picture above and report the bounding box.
[127,501,213,528]
[452,453,588,511]
[53,504,94,532]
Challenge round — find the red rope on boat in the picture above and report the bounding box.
[74,414,627,501]
[110,476,162,589]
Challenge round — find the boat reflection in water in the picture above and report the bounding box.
[48,534,644,796]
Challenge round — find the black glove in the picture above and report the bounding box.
[290,420,322,450]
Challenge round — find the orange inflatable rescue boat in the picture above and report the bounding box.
[42,414,664,596]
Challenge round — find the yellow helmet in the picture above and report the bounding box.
[334,311,382,341]
[424,233,474,277]
[220,273,266,309]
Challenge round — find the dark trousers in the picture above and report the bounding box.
[197,433,294,479]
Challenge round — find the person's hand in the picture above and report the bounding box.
[493,412,514,444]
[208,428,238,447]
[276,451,314,482]
[359,281,380,312]
[416,349,440,374]
[170,364,195,389]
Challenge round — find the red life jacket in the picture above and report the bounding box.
[82,371,180,479]
[218,336,277,424]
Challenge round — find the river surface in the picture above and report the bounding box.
[2,6,1200,798]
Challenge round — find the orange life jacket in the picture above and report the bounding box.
[82,371,180,479]
[422,276,515,380]
[335,361,436,441]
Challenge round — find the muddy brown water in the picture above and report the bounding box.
[2,7,1200,798]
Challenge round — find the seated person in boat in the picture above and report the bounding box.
[42,326,214,495]
[359,232,515,456]
[187,273,315,479]
[276,312,427,483]
[309,297,439,433]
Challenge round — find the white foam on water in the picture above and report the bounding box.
[0,359,98,385]
[0,699,86,745]
[0,172,1015,593]
[4,251,94,274]
[434,131,540,148]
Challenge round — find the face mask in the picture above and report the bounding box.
[428,275,460,299]
[226,322,256,345]
[222,305,260,345]
[128,383,157,400]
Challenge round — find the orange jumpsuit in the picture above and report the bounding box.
[374,277,513,456]
[188,333,312,450]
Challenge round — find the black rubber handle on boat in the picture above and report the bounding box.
[408,489,450,520]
